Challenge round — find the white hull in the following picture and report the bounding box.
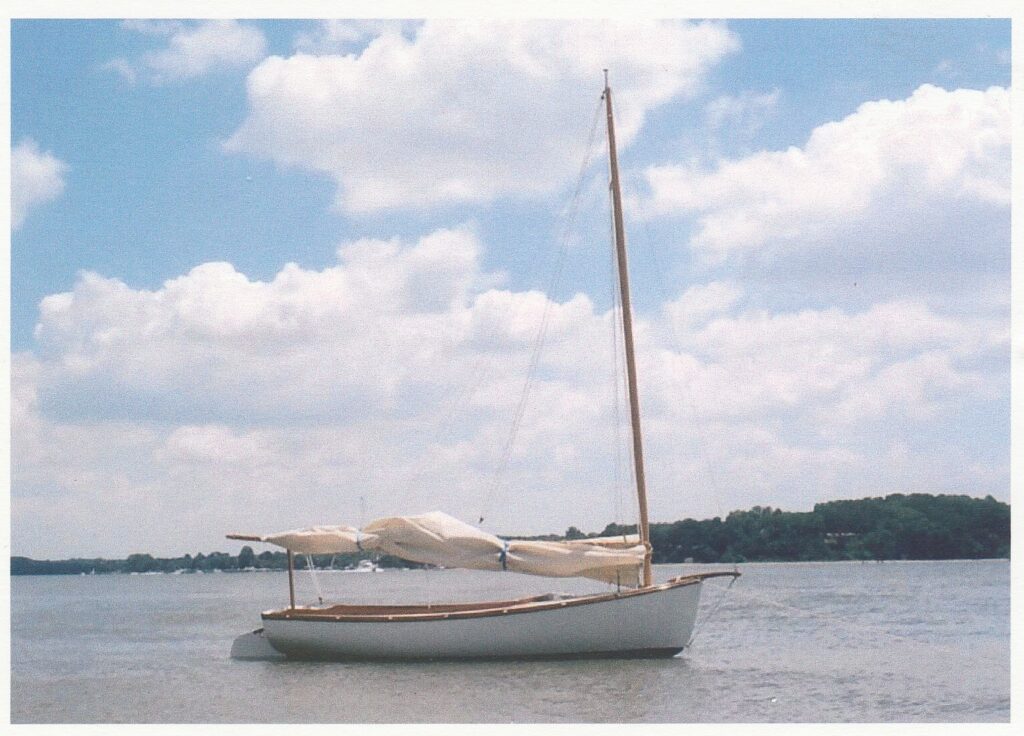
[255,575,717,660]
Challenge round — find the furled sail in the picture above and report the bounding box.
[248,511,645,586]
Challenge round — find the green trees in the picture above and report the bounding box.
[237,546,256,569]
[663,494,1011,563]
[9,494,1011,575]
[812,493,1010,560]
[124,554,157,573]
[572,494,1009,564]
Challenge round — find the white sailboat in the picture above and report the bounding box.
[228,74,739,661]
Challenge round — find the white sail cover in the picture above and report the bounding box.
[259,511,645,586]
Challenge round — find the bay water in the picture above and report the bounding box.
[10,559,1010,722]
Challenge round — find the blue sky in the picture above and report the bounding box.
[14,19,1010,345]
[10,18,1012,557]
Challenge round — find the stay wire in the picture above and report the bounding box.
[400,102,605,519]
[478,96,605,526]
[686,574,738,647]
[609,195,638,528]
[305,555,325,605]
[608,206,625,527]
[605,153,641,533]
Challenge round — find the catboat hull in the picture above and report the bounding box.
[255,573,729,661]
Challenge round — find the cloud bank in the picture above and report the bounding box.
[13,225,1007,557]
[226,20,740,213]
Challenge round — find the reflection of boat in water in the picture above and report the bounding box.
[227,73,739,662]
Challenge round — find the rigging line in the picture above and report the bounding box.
[396,264,570,512]
[686,574,737,647]
[553,96,606,243]
[609,205,625,527]
[481,242,566,522]
[609,166,639,530]
[608,195,634,528]
[478,96,605,526]
[400,99,605,516]
[305,555,325,605]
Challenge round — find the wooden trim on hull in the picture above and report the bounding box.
[261,571,738,624]
[265,644,685,662]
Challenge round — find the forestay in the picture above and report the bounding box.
[251,511,645,586]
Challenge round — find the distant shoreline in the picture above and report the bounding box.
[12,492,1008,576]
[9,556,1011,578]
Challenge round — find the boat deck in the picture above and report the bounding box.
[262,571,738,623]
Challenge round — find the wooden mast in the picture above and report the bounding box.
[603,71,652,588]
[287,550,296,610]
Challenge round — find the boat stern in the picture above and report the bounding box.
[230,628,286,661]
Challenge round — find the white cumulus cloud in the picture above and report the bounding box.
[292,20,418,54]
[641,84,1010,264]
[106,20,267,84]
[11,138,68,230]
[225,19,740,214]
[704,88,780,136]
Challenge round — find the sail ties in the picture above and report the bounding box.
[499,539,510,571]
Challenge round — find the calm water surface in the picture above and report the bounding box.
[10,560,1010,723]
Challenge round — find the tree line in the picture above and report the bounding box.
[9,549,413,576]
[10,493,1009,575]
[586,493,1009,563]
